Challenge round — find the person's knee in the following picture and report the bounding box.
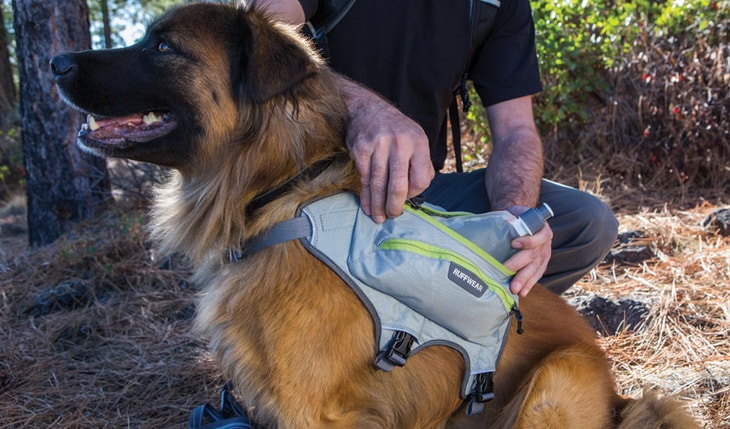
[579,194,618,265]
[541,193,618,294]
[581,195,618,261]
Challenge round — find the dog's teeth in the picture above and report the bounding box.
[87,115,100,131]
[143,112,161,124]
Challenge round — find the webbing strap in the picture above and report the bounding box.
[449,96,464,173]
[245,156,341,218]
[228,216,312,262]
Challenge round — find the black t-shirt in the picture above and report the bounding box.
[299,0,542,170]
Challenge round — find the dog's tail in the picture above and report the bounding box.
[615,389,699,429]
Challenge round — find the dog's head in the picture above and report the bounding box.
[51,3,327,169]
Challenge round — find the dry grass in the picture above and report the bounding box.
[0,160,728,428]
[0,206,222,428]
[573,199,730,428]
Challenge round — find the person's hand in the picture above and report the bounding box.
[503,206,553,297]
[345,85,434,223]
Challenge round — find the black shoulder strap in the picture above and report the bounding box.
[450,0,500,173]
[308,0,357,34]
[302,0,357,55]
[450,96,465,173]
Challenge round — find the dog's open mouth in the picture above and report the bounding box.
[79,111,177,144]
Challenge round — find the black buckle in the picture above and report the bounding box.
[374,330,415,371]
[511,305,524,335]
[466,372,495,416]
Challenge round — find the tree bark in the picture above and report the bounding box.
[0,2,16,128]
[12,0,111,246]
[100,0,112,49]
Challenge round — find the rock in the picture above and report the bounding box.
[604,246,655,264]
[24,280,91,317]
[616,230,646,244]
[603,229,655,265]
[702,207,730,236]
[571,294,649,336]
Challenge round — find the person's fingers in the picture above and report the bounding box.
[385,150,410,218]
[345,94,431,222]
[366,140,390,223]
[505,226,553,296]
[351,143,374,216]
[407,145,435,198]
[508,256,544,297]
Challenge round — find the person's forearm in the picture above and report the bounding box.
[484,129,543,211]
[484,97,544,211]
[332,74,386,125]
[251,0,305,24]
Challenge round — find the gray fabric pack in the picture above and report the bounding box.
[296,192,519,401]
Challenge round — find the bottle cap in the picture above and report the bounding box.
[519,203,554,235]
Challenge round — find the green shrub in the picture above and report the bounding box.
[464,0,730,192]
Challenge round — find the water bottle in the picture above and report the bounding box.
[442,203,554,262]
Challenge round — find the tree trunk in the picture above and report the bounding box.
[100,0,112,49]
[12,0,111,247]
[0,2,16,128]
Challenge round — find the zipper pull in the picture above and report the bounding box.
[511,305,524,335]
[406,195,425,209]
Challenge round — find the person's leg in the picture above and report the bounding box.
[422,171,618,294]
[534,179,618,293]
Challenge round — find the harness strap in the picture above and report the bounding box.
[466,372,495,415]
[228,216,311,262]
[245,155,343,218]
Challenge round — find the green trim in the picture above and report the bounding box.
[403,205,515,277]
[380,238,516,312]
[417,204,475,218]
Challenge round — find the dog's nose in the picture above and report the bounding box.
[50,54,77,78]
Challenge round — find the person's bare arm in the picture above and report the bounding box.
[337,77,434,223]
[486,96,552,297]
[249,0,305,23]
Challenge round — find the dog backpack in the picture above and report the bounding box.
[235,192,524,415]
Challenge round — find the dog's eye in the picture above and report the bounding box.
[157,41,172,52]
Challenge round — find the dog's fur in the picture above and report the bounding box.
[52,3,699,428]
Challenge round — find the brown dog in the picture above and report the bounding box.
[51,3,699,428]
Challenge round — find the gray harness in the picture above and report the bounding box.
[233,192,522,414]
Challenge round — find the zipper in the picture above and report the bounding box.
[402,205,515,277]
[379,238,516,313]
[406,197,474,218]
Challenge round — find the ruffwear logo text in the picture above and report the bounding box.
[448,262,487,298]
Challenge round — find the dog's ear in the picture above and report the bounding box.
[232,8,317,104]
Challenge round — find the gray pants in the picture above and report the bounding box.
[421,170,618,294]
